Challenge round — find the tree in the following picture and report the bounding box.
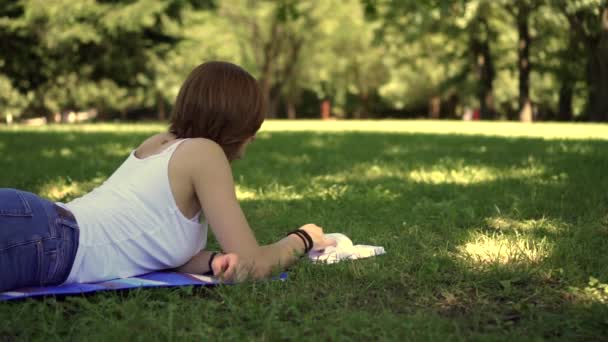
[504,0,542,122]
[0,0,212,120]
[364,0,505,119]
[206,0,315,118]
[556,0,608,121]
[467,3,498,119]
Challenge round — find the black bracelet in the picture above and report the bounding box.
[208,252,219,276]
[298,230,314,252]
[286,229,313,253]
[293,231,311,252]
[285,230,308,251]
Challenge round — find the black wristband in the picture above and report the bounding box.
[298,230,314,253]
[287,230,308,252]
[208,252,219,276]
[287,229,313,253]
[294,231,311,252]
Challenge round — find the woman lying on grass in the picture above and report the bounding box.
[0,61,335,292]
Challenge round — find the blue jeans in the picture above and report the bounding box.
[0,189,79,292]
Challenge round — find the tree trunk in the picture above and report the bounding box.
[442,93,459,119]
[321,99,330,120]
[256,16,281,119]
[557,27,578,122]
[472,19,496,120]
[428,95,441,119]
[157,92,166,121]
[558,84,573,121]
[517,6,532,122]
[357,92,370,118]
[259,77,274,118]
[286,100,296,119]
[268,83,282,118]
[588,7,608,121]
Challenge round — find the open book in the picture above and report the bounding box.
[308,233,386,264]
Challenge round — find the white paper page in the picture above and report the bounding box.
[308,233,385,264]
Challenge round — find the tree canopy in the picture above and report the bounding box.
[0,0,606,121]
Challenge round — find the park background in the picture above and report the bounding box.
[1,0,608,340]
[1,0,608,123]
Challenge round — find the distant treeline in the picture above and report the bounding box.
[0,0,607,122]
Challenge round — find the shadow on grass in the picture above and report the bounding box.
[239,132,608,337]
[1,129,607,338]
[0,130,150,200]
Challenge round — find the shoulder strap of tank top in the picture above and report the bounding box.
[162,138,190,155]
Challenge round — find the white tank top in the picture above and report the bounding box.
[62,139,207,284]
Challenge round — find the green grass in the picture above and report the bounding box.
[1,120,608,340]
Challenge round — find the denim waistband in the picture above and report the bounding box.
[53,203,75,221]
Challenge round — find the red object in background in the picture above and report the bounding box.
[321,99,331,120]
[472,109,481,120]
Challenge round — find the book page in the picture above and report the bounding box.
[324,233,353,249]
[308,233,385,264]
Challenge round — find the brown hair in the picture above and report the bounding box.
[169,61,266,161]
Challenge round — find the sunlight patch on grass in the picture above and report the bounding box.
[408,165,497,184]
[260,120,608,140]
[60,148,73,157]
[0,123,165,133]
[40,182,82,201]
[235,185,257,200]
[567,277,608,305]
[484,216,567,234]
[311,183,351,200]
[4,120,606,141]
[311,157,550,186]
[409,158,547,185]
[39,176,105,202]
[269,152,312,166]
[510,157,547,179]
[38,144,132,159]
[41,147,74,158]
[314,163,409,182]
[236,182,354,201]
[259,184,305,200]
[101,143,134,157]
[314,162,540,184]
[546,141,595,155]
[303,136,329,149]
[236,184,304,201]
[363,164,400,180]
[312,174,348,183]
[457,231,551,266]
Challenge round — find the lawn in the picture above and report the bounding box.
[1,120,607,340]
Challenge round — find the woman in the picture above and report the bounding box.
[0,61,335,292]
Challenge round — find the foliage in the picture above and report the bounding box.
[0,0,606,120]
[0,74,29,119]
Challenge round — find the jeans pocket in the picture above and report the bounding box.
[0,241,41,291]
[0,189,33,217]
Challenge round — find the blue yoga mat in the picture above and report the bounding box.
[0,272,288,301]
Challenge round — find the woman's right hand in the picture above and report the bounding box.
[211,253,240,281]
[298,223,337,251]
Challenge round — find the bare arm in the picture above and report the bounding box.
[175,250,216,274]
[179,139,330,279]
[175,235,306,279]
